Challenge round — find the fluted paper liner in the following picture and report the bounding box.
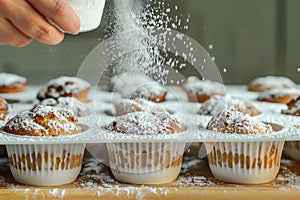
[205,141,284,184]
[6,143,86,186]
[106,142,186,184]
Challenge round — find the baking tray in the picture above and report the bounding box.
[0,86,299,144]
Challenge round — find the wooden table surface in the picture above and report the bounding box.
[0,143,300,200]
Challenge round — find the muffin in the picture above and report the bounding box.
[4,105,85,186]
[106,111,186,184]
[113,98,167,116]
[281,95,300,160]
[37,76,91,103]
[0,72,27,93]
[37,97,91,117]
[183,78,225,103]
[111,73,154,96]
[248,76,297,92]
[205,108,284,184]
[129,84,167,103]
[198,95,260,116]
[111,73,167,102]
[0,96,8,120]
[257,89,299,104]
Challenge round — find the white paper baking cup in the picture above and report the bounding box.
[106,142,186,184]
[205,141,284,184]
[283,141,300,161]
[6,143,86,186]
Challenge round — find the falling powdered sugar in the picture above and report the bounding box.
[108,0,191,85]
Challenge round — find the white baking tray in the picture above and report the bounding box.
[0,86,299,144]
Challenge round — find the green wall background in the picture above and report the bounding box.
[0,0,299,85]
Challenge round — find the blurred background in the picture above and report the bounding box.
[0,0,299,85]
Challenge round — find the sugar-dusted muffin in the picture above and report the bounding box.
[205,108,284,184]
[0,96,8,120]
[37,97,91,117]
[37,76,91,103]
[129,84,167,103]
[111,73,153,95]
[0,72,27,93]
[4,105,85,186]
[111,73,167,102]
[106,111,186,184]
[113,98,167,116]
[198,95,260,116]
[257,89,299,104]
[248,76,297,92]
[4,105,79,136]
[183,78,226,103]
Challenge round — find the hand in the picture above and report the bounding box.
[0,0,80,47]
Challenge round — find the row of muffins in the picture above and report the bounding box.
[182,75,300,104]
[0,72,298,104]
[0,72,206,186]
[2,73,299,122]
[0,73,187,186]
[97,73,299,184]
[176,75,300,180]
[0,72,298,186]
[106,73,300,184]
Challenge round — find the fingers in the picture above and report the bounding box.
[27,0,80,34]
[0,18,32,47]
[0,0,65,45]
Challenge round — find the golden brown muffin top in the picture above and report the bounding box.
[108,111,186,135]
[4,105,79,136]
[113,98,166,116]
[198,95,260,116]
[206,108,273,134]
